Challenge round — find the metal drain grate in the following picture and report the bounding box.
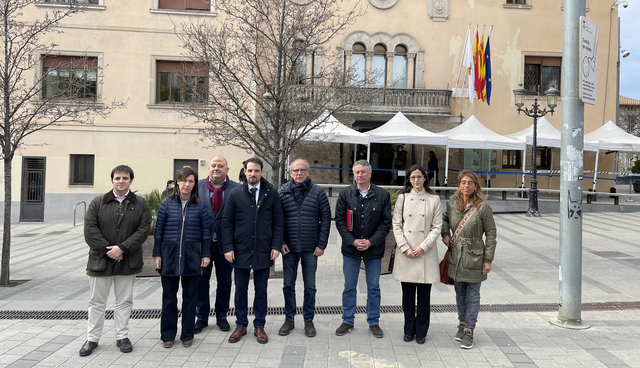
[1,302,639,320]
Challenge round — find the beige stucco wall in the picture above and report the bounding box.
[2,1,624,222]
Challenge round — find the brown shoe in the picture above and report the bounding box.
[254,326,268,344]
[228,326,247,343]
[182,339,193,347]
[162,340,174,348]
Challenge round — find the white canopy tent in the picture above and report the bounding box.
[366,111,448,180]
[367,111,448,145]
[302,111,370,145]
[439,115,526,185]
[585,120,640,190]
[506,117,599,190]
[300,111,370,175]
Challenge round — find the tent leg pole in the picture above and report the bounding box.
[592,151,599,192]
[549,150,554,189]
[521,149,527,198]
[444,147,450,186]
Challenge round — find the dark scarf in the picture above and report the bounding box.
[205,175,228,215]
[291,178,310,205]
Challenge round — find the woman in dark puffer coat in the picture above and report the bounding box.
[153,167,210,348]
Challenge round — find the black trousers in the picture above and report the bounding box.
[161,275,199,343]
[401,282,432,338]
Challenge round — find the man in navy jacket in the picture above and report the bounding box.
[194,156,240,334]
[277,159,330,338]
[222,157,284,344]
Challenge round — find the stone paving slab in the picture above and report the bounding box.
[0,212,639,367]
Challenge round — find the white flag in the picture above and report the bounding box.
[463,25,476,104]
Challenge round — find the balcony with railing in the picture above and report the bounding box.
[289,85,453,117]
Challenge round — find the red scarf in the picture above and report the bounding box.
[205,176,228,215]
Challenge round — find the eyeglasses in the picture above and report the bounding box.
[291,169,309,174]
[409,176,425,181]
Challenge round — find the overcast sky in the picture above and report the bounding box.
[619,4,639,99]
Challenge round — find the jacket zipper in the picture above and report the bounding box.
[178,199,190,274]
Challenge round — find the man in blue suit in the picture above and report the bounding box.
[195,156,240,333]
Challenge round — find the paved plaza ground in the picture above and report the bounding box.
[0,211,638,367]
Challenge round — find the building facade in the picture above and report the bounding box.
[1,0,624,222]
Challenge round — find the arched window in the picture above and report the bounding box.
[372,44,387,88]
[393,45,408,89]
[293,40,306,85]
[351,42,366,84]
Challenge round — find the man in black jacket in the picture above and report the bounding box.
[277,159,331,338]
[81,165,151,356]
[222,157,284,344]
[334,160,391,338]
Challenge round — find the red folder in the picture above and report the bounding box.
[346,209,353,231]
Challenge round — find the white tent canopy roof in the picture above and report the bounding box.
[301,111,370,145]
[440,115,526,150]
[366,111,448,146]
[506,117,599,152]
[585,120,640,152]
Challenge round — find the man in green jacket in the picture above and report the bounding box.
[80,165,151,357]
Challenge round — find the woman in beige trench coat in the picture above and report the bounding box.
[392,165,442,344]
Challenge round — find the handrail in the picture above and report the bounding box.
[315,184,640,204]
[74,201,86,227]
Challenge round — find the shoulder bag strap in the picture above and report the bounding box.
[450,205,477,245]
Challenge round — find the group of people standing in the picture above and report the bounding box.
[79,156,495,357]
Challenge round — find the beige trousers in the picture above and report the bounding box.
[87,275,135,342]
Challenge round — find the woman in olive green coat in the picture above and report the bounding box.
[442,170,496,350]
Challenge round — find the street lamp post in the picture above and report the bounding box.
[513,84,558,217]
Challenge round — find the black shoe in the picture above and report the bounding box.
[335,323,354,336]
[369,324,384,338]
[403,335,414,342]
[116,338,133,353]
[194,319,208,334]
[416,336,426,344]
[217,319,231,332]
[79,340,98,357]
[304,321,316,337]
[278,319,295,336]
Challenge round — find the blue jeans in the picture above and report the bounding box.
[282,251,317,321]
[454,281,481,330]
[341,256,381,326]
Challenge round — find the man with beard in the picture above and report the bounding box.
[222,157,284,344]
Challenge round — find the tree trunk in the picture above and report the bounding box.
[1,155,12,285]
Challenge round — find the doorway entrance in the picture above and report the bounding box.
[20,157,46,222]
[173,159,198,179]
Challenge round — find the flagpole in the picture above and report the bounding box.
[454,24,471,94]
[487,25,493,39]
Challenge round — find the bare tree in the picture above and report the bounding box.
[0,0,125,285]
[176,0,370,184]
[620,109,640,137]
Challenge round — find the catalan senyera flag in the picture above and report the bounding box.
[478,31,486,103]
[485,34,492,105]
[473,29,480,101]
